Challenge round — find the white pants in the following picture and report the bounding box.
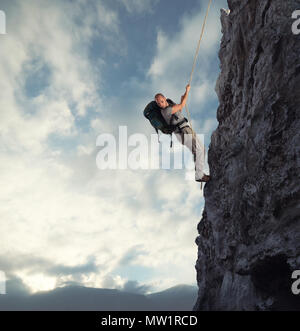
[174,126,205,180]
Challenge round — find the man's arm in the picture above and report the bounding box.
[171,84,191,114]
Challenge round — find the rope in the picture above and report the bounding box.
[185,0,213,131]
[185,0,213,180]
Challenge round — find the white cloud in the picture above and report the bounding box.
[119,0,159,14]
[148,8,221,78]
[0,148,202,293]
[147,3,223,112]
[77,144,94,156]
[145,2,222,179]
[0,0,120,155]
[0,0,211,295]
[192,82,212,105]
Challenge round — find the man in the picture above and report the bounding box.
[155,84,210,183]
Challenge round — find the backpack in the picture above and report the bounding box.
[143,99,188,147]
[143,99,176,135]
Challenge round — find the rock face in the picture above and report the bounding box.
[194,0,300,311]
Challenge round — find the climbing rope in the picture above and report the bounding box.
[185,0,213,131]
[184,0,213,186]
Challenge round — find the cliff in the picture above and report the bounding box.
[194,0,300,311]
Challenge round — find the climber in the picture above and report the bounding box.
[155,84,210,183]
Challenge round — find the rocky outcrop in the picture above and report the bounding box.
[194,0,300,311]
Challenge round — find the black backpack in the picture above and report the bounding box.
[143,99,188,147]
[143,99,176,135]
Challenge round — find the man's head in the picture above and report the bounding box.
[155,93,168,109]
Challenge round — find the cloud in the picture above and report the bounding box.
[148,6,222,80]
[147,1,224,128]
[0,164,202,293]
[0,0,123,294]
[0,253,50,274]
[118,245,148,266]
[0,0,222,296]
[119,0,160,14]
[0,253,99,278]
[100,274,152,295]
[46,256,99,277]
[0,252,101,293]
[121,280,152,295]
[101,274,124,290]
[0,0,120,155]
[5,275,31,296]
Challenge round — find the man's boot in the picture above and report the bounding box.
[195,174,211,183]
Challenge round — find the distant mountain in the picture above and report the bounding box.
[148,284,198,311]
[0,284,198,311]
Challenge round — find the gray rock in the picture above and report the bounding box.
[194,0,300,311]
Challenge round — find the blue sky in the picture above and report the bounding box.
[0,0,228,295]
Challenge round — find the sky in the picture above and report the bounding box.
[0,0,228,296]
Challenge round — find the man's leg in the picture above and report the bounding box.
[175,126,205,180]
